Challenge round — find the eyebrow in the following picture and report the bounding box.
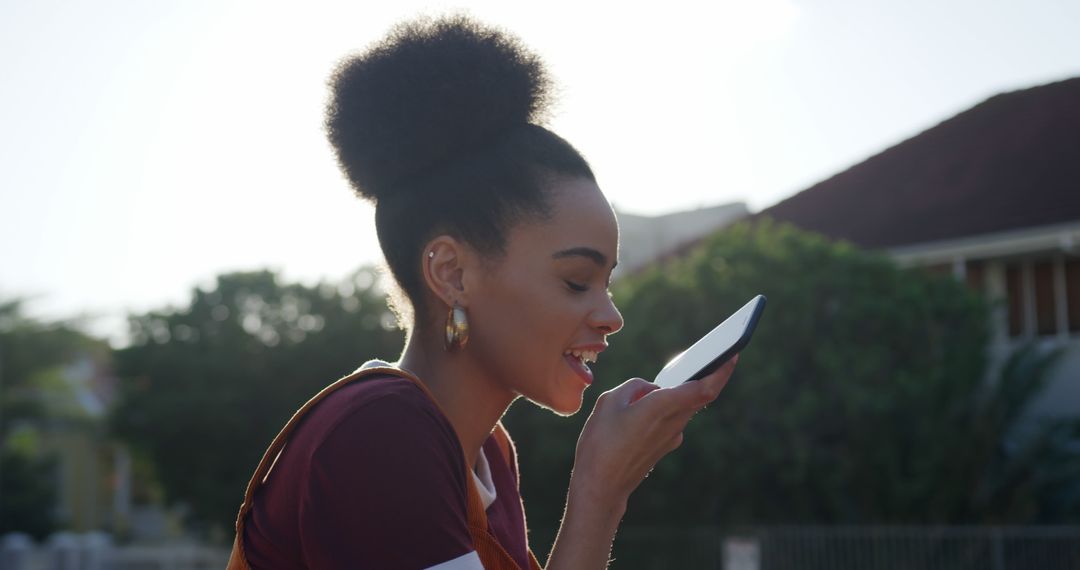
[552,247,617,269]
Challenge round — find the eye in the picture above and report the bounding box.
[565,280,588,293]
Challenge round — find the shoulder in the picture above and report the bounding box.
[297,374,476,568]
[282,372,468,501]
[307,374,468,500]
[298,373,460,458]
[318,375,460,457]
[320,372,436,417]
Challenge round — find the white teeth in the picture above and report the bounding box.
[564,349,598,364]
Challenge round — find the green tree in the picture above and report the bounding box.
[0,299,103,427]
[1,432,59,539]
[0,299,106,538]
[110,267,404,531]
[506,220,1078,549]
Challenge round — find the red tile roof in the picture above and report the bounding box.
[759,77,1080,248]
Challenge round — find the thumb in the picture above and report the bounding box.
[602,378,658,408]
[621,379,660,405]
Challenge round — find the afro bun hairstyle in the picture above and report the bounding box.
[325,14,596,328]
[326,14,552,200]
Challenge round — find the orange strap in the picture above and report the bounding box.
[227,366,541,570]
[466,423,543,570]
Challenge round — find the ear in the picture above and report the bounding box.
[421,235,478,311]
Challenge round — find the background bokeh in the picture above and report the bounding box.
[3,1,1080,568]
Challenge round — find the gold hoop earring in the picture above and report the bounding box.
[444,304,469,351]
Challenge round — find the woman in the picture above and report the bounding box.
[229,15,737,570]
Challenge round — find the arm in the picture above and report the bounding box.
[544,475,626,569]
[544,356,739,569]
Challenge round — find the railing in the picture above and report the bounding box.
[0,533,229,570]
[610,526,1080,569]
[6,526,1080,569]
[752,526,1080,570]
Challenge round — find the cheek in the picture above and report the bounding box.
[470,279,576,388]
[475,284,559,357]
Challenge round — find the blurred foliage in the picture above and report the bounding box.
[506,220,1078,558]
[0,447,58,539]
[0,299,106,427]
[109,267,404,531]
[0,298,105,538]
[983,344,1080,523]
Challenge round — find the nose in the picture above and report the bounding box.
[589,293,624,335]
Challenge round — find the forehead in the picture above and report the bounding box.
[506,177,619,262]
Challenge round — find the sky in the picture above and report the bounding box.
[2,0,1079,343]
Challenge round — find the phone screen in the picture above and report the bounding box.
[653,295,766,388]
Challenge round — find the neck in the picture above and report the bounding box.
[397,327,517,469]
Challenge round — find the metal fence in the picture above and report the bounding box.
[0,533,229,570]
[610,526,1080,570]
[7,527,1080,569]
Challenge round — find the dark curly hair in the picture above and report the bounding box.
[326,15,595,328]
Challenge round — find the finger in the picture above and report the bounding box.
[667,431,684,453]
[647,355,738,413]
[636,380,711,417]
[607,378,655,407]
[634,354,740,417]
[696,354,739,402]
[629,382,660,405]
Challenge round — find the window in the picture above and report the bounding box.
[923,263,952,276]
[946,255,1078,340]
[966,260,985,292]
[1067,258,1080,333]
[1005,263,1024,338]
[1033,260,1057,336]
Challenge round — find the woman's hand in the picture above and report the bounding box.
[545,357,738,569]
[570,354,739,509]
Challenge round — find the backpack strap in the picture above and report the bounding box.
[227,366,539,570]
[488,424,544,570]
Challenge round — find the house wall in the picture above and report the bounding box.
[40,426,114,532]
[891,225,1080,420]
[1026,344,1080,418]
[981,256,1080,419]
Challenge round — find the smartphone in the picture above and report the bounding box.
[653,295,766,388]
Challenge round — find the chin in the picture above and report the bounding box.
[537,391,585,417]
[519,371,588,416]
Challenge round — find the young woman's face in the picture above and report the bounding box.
[466,177,624,415]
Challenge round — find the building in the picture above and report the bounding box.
[36,353,132,534]
[614,202,750,279]
[760,76,1080,418]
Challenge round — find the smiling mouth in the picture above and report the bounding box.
[563,349,598,386]
[563,349,598,364]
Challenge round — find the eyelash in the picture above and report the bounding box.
[565,280,589,292]
[565,278,613,293]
